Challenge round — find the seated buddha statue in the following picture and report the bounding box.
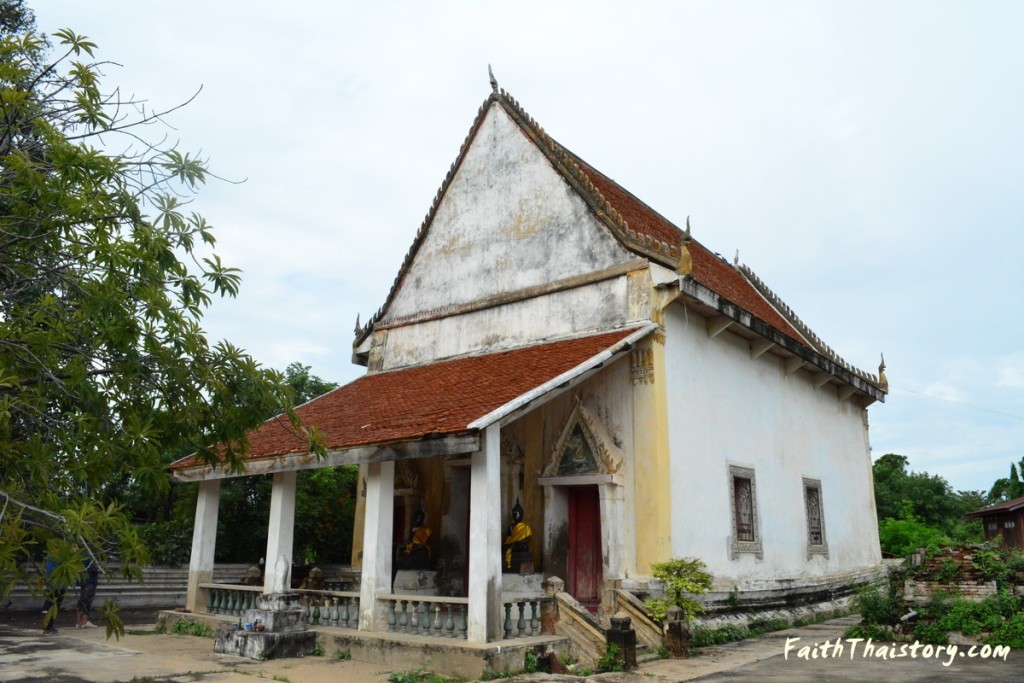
[503,499,533,573]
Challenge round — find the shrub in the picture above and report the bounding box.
[596,643,625,672]
[914,621,949,645]
[852,582,899,626]
[878,518,950,557]
[170,620,214,638]
[843,623,895,641]
[691,624,748,647]
[644,557,713,622]
[985,611,1024,649]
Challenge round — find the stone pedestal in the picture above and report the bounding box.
[393,570,439,595]
[607,613,637,670]
[214,593,316,661]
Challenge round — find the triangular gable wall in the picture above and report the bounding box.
[381,102,636,325]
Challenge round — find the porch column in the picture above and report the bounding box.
[185,479,220,612]
[599,482,625,613]
[358,460,394,631]
[263,470,297,594]
[467,424,502,642]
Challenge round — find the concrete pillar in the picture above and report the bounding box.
[467,424,502,642]
[599,482,624,613]
[632,335,672,573]
[358,460,394,631]
[263,470,297,594]
[349,463,369,570]
[186,479,221,612]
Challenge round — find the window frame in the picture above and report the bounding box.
[728,465,763,559]
[803,477,830,559]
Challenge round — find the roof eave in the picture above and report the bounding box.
[170,431,481,482]
[677,277,886,403]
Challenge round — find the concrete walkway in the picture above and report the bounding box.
[1,611,1019,682]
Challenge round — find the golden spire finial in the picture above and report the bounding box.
[878,353,888,391]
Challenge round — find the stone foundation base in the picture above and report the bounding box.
[214,626,317,660]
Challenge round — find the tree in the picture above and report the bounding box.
[0,0,35,39]
[0,26,322,633]
[871,453,983,555]
[987,457,1024,503]
[283,361,338,404]
[214,363,354,565]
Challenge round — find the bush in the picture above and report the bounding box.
[644,557,713,622]
[691,624,748,647]
[596,643,625,672]
[878,518,950,557]
[985,611,1024,649]
[852,582,899,626]
[170,620,214,638]
[844,623,895,641]
[913,621,949,645]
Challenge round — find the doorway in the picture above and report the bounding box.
[567,485,603,611]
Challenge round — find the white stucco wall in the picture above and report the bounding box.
[662,305,882,589]
[381,277,630,369]
[383,101,634,324]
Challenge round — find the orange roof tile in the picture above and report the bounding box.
[171,328,639,471]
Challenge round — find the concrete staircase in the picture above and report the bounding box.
[2,564,253,612]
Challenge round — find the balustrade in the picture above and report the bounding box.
[200,584,262,616]
[502,599,544,639]
[382,596,468,639]
[296,591,360,630]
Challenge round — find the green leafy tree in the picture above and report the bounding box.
[0,25,323,631]
[871,454,983,551]
[644,557,713,622]
[283,361,338,404]
[213,363,355,564]
[987,457,1024,503]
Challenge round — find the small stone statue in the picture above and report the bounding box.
[503,499,533,573]
[401,507,433,570]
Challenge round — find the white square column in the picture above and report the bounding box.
[186,479,221,612]
[467,424,502,642]
[358,460,394,631]
[263,470,297,594]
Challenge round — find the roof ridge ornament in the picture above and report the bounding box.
[488,64,499,94]
[878,353,888,392]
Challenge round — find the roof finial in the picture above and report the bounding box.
[878,353,888,391]
[488,64,499,94]
[734,249,740,266]
[354,313,361,335]
[684,215,692,241]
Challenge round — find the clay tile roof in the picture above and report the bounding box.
[569,154,806,345]
[966,495,1024,517]
[170,328,639,471]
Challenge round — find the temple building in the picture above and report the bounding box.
[171,80,887,646]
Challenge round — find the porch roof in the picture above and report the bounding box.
[170,324,654,481]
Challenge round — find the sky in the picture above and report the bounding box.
[31,1,1023,494]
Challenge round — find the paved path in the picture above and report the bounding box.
[1,611,1020,682]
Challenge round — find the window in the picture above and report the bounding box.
[1005,520,1016,529]
[728,465,762,559]
[989,522,999,531]
[803,478,829,559]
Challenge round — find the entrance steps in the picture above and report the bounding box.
[2,564,254,611]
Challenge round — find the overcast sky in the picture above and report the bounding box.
[33,1,1023,494]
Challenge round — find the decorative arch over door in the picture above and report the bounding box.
[539,398,626,612]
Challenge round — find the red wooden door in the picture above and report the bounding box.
[567,486,603,609]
